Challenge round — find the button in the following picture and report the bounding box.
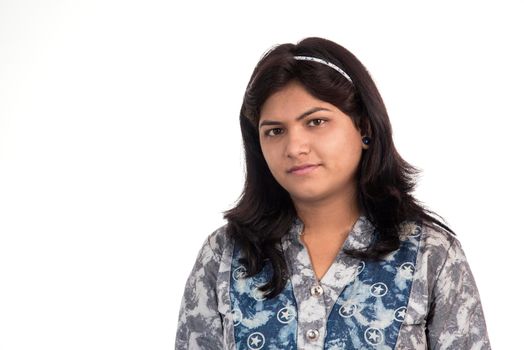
[306,329,319,340]
[310,285,324,297]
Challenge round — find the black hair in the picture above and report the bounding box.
[223,37,453,299]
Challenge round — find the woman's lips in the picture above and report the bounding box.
[289,165,319,175]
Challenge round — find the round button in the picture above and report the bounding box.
[310,285,324,297]
[306,329,319,340]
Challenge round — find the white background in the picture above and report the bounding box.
[1,1,521,349]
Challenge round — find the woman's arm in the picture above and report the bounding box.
[425,238,491,349]
[175,235,224,349]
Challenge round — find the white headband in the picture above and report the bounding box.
[293,55,353,83]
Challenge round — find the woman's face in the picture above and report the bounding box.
[258,80,368,205]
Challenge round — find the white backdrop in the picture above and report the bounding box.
[1,1,521,349]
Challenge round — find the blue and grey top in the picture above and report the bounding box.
[175,215,491,349]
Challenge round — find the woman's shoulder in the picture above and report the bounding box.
[184,223,233,285]
[419,221,467,265]
[400,219,459,253]
[404,220,476,299]
[400,219,468,277]
[422,222,458,249]
[202,222,234,261]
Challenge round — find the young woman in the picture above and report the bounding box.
[174,37,491,349]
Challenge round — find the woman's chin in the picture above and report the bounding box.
[289,190,329,203]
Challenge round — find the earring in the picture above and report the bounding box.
[362,136,371,145]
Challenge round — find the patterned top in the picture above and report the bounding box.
[175,215,491,349]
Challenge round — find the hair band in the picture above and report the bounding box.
[293,55,353,83]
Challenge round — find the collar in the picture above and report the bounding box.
[285,214,377,251]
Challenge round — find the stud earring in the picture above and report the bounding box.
[362,136,371,145]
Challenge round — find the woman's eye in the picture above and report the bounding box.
[309,119,325,126]
[264,120,325,137]
[266,128,284,137]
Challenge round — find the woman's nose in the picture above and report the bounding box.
[285,129,310,157]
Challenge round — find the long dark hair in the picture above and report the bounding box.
[223,37,453,299]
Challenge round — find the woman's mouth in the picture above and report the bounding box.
[289,165,319,175]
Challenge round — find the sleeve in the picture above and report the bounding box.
[175,235,224,349]
[425,238,491,349]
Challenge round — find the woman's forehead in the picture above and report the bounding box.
[259,83,332,121]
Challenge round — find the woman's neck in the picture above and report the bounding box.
[293,193,361,239]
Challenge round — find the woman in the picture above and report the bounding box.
[175,37,490,349]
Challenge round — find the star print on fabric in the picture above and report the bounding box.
[409,225,422,237]
[399,262,415,279]
[370,282,388,297]
[250,336,261,346]
[233,266,247,281]
[277,306,296,324]
[394,306,407,322]
[338,303,357,318]
[227,220,426,350]
[357,261,365,275]
[247,332,265,350]
[231,308,242,326]
[364,327,384,345]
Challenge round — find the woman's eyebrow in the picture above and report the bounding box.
[259,107,331,129]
